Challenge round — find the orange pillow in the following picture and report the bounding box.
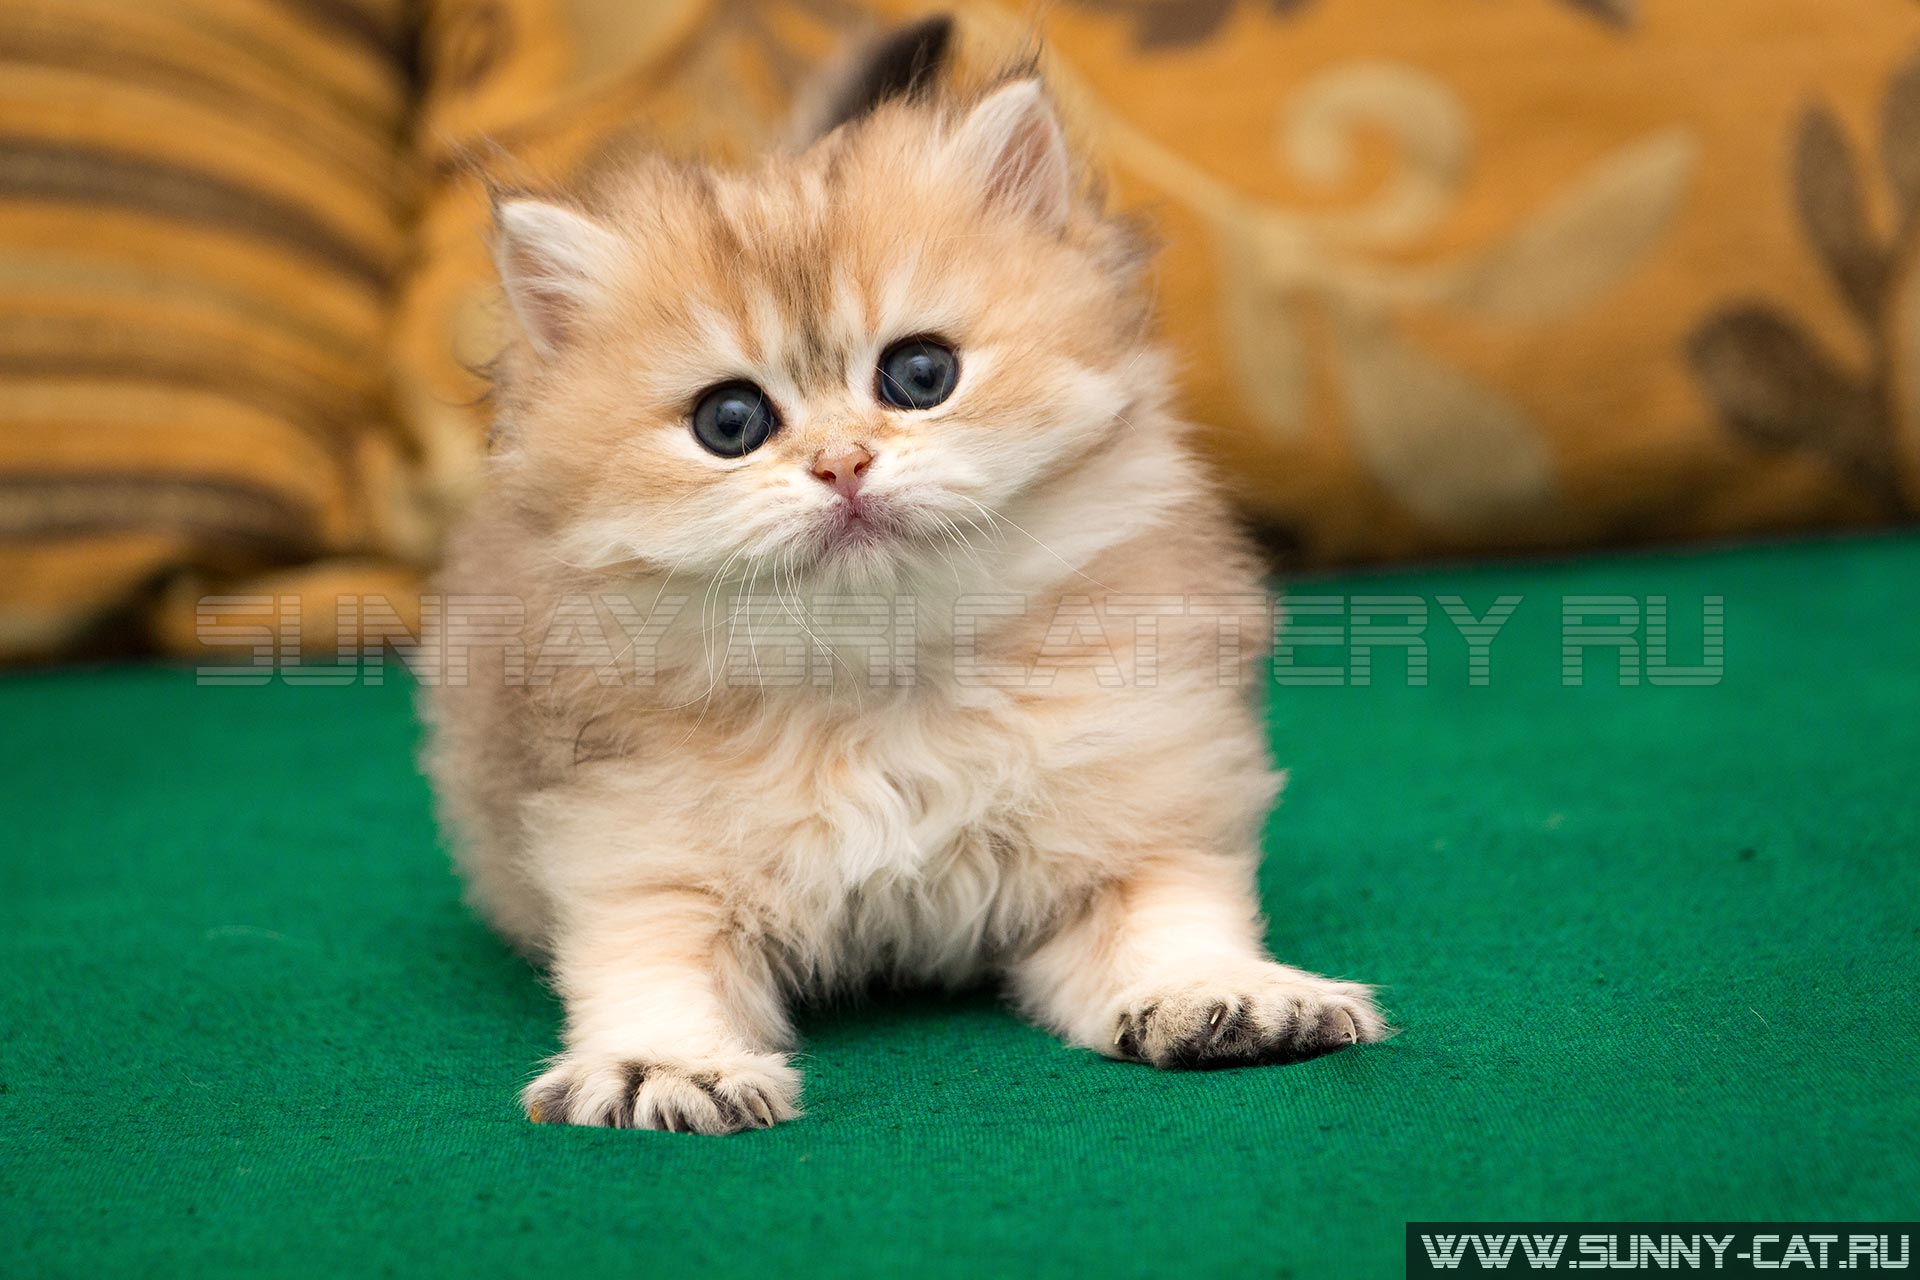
[394,0,1920,570]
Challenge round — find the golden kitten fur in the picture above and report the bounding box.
[423,32,1384,1133]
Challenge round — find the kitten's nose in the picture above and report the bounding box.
[810,444,873,498]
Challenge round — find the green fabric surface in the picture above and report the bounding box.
[3,535,1916,1279]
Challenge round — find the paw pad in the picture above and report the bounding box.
[523,1053,799,1133]
[1109,968,1384,1069]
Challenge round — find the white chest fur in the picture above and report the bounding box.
[724,686,1063,988]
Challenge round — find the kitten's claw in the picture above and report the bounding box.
[523,1051,800,1133]
[1106,964,1385,1069]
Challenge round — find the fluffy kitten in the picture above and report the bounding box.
[423,31,1385,1134]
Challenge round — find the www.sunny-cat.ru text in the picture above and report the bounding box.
[193,592,1725,689]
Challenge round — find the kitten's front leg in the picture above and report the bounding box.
[1010,857,1386,1068]
[525,887,799,1133]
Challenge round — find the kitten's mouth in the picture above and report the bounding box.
[812,496,904,557]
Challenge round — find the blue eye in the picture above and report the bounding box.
[877,338,958,410]
[691,382,778,457]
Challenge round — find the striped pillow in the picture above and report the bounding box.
[0,0,419,658]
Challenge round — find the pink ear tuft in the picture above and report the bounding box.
[949,79,1073,227]
[492,199,624,356]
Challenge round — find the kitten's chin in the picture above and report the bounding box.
[798,497,915,578]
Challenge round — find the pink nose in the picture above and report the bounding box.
[810,444,873,498]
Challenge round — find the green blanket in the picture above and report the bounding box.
[5,535,1916,1278]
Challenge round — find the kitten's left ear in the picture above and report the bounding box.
[492,197,625,356]
[948,79,1073,228]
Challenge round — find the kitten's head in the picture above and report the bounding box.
[489,68,1169,591]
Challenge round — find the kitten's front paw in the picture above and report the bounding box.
[523,1050,800,1133]
[1111,965,1386,1069]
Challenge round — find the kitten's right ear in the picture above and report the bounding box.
[492,198,624,356]
[787,14,954,146]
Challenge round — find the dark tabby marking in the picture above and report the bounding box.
[620,1061,652,1096]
